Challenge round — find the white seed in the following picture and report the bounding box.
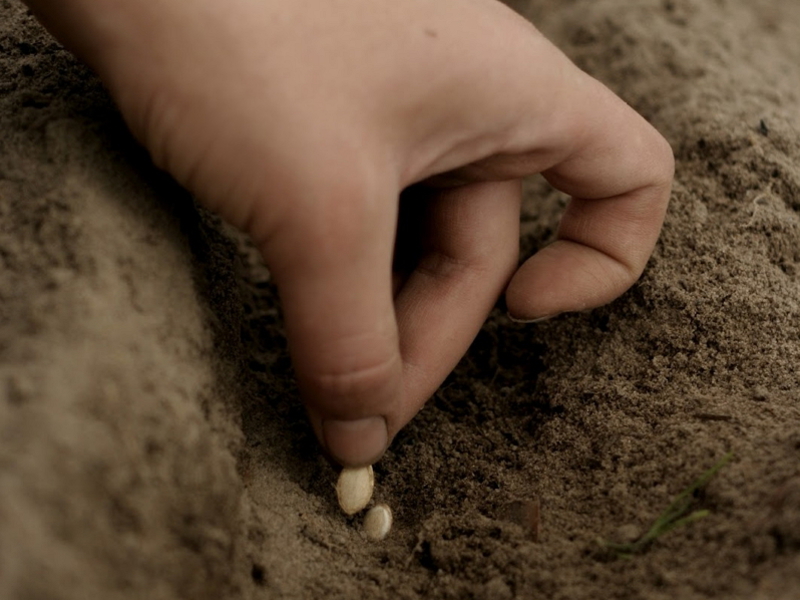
[363,504,393,541]
[336,465,374,515]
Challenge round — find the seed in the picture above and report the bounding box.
[363,503,392,540]
[336,465,374,515]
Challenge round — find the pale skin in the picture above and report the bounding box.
[24,0,674,466]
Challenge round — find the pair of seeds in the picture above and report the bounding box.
[335,465,392,541]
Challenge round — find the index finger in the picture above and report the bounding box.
[506,73,674,320]
[412,14,674,320]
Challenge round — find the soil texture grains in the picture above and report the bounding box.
[1,0,800,598]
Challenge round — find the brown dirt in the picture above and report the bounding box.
[2,0,800,598]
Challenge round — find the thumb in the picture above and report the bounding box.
[259,174,401,467]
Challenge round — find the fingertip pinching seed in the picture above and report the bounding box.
[336,465,374,515]
[363,503,393,541]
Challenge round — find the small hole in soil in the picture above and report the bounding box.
[251,564,266,585]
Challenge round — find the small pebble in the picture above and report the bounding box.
[363,504,393,541]
[752,386,770,402]
[616,523,641,544]
[497,498,540,541]
[336,465,374,515]
[483,576,513,600]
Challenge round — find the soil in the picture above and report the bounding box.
[2,0,800,598]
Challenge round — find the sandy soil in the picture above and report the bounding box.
[2,0,800,598]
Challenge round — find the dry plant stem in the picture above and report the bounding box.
[601,453,734,558]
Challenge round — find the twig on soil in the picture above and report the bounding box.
[599,453,734,559]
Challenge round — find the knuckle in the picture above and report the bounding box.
[303,351,400,416]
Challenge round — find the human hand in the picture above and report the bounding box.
[26,0,674,466]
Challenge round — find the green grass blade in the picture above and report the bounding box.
[598,453,733,558]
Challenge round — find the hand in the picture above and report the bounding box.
[26,0,674,466]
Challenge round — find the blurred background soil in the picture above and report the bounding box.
[1,0,800,598]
